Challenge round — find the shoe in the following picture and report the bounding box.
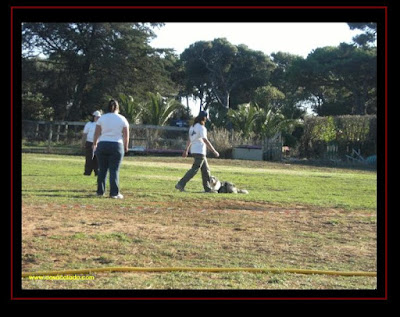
[110,193,124,199]
[96,193,104,197]
[175,184,185,192]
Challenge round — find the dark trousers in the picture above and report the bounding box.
[177,154,212,192]
[84,141,98,176]
[95,141,124,196]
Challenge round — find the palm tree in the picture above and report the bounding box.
[256,106,298,160]
[228,102,296,139]
[256,108,289,139]
[142,92,183,126]
[227,103,260,138]
[118,93,142,124]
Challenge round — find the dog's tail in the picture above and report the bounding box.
[237,189,249,194]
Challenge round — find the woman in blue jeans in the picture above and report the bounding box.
[93,100,129,199]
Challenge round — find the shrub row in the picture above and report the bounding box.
[299,115,376,159]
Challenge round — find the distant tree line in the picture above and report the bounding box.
[22,22,377,127]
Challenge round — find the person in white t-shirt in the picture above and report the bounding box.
[175,111,219,192]
[82,110,101,176]
[93,100,129,199]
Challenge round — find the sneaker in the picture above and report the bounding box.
[110,193,124,199]
[175,184,185,192]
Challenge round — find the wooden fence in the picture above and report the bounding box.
[22,121,290,162]
[22,120,189,155]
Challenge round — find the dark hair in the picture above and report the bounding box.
[108,99,119,113]
[193,114,207,126]
[192,110,208,126]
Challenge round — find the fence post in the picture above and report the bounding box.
[146,127,150,149]
[56,123,60,142]
[47,121,53,153]
[65,122,69,142]
[35,123,39,138]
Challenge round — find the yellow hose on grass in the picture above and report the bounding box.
[22,267,376,277]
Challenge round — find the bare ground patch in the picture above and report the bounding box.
[21,199,376,290]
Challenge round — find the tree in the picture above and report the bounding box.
[347,23,377,48]
[256,108,295,140]
[270,52,308,119]
[181,38,275,111]
[332,43,377,115]
[289,43,376,115]
[141,92,184,126]
[253,85,285,111]
[227,103,260,138]
[227,102,295,141]
[117,93,142,124]
[22,22,169,120]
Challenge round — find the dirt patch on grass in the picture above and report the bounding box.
[21,199,376,289]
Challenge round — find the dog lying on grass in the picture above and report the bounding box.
[209,176,249,194]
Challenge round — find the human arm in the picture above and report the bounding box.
[182,139,191,158]
[82,122,89,147]
[202,138,219,157]
[92,125,102,150]
[122,126,129,153]
[81,133,88,148]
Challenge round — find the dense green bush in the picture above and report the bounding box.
[299,115,376,159]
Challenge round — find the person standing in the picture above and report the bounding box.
[82,110,102,176]
[92,100,129,199]
[175,111,219,193]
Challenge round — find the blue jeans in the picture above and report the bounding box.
[95,141,124,196]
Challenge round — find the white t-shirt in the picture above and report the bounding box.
[189,123,207,155]
[96,113,129,143]
[83,121,97,142]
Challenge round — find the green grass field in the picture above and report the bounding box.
[21,153,377,290]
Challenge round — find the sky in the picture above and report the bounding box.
[149,22,363,116]
[149,22,363,58]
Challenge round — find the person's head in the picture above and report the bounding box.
[193,111,208,126]
[108,99,120,113]
[92,110,101,122]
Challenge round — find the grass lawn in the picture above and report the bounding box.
[20,153,377,291]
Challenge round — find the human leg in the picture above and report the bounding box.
[200,157,212,192]
[84,141,94,175]
[95,142,109,196]
[176,154,205,190]
[93,155,99,176]
[108,142,124,197]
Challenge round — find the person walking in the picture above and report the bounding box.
[92,100,129,199]
[82,110,101,176]
[175,111,219,193]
